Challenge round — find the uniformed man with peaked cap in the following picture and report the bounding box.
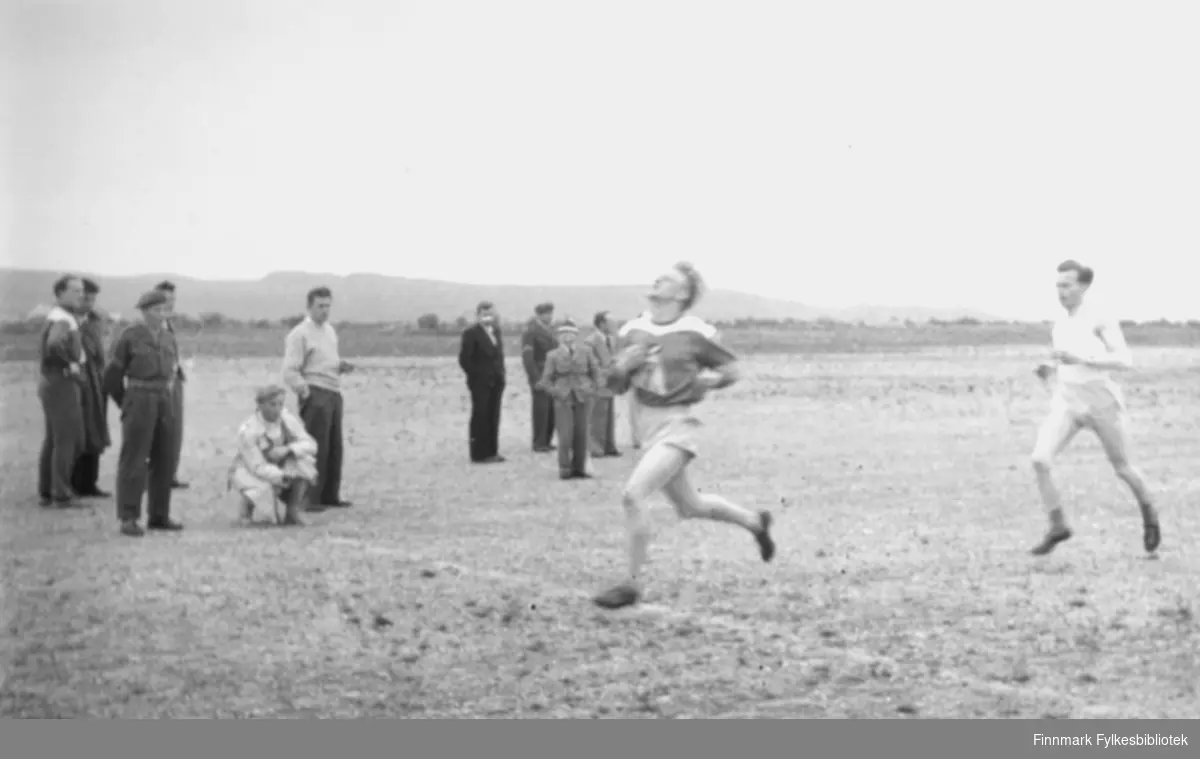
[102,289,183,537]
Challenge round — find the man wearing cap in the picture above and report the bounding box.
[103,289,183,536]
[154,280,189,490]
[536,318,601,479]
[584,310,622,459]
[229,384,318,527]
[70,277,112,498]
[37,274,87,508]
[522,302,558,452]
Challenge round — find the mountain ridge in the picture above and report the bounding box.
[0,267,1001,324]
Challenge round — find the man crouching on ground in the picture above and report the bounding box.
[229,384,318,526]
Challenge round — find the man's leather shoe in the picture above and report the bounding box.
[121,521,145,537]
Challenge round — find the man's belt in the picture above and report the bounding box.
[127,378,174,390]
[42,364,83,380]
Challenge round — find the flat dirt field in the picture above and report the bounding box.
[2,346,1197,718]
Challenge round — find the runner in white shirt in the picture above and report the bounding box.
[1029,260,1161,556]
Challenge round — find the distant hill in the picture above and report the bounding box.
[0,268,1000,325]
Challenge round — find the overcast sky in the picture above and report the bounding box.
[5,0,1199,320]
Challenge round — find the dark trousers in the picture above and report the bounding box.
[38,377,84,501]
[589,396,618,455]
[299,386,344,505]
[554,397,591,476]
[531,388,555,448]
[116,387,176,523]
[170,377,184,480]
[239,480,309,520]
[469,380,504,461]
[71,452,101,494]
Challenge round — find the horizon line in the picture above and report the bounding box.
[0,265,651,288]
[0,265,997,316]
[6,309,1197,327]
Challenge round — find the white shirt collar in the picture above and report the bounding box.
[305,315,332,330]
[46,306,80,329]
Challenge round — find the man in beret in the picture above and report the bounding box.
[229,384,318,526]
[102,289,183,536]
[37,274,86,508]
[154,280,189,489]
[536,317,601,479]
[521,301,558,452]
[70,277,112,498]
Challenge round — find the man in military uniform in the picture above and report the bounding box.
[522,301,558,452]
[38,275,86,508]
[71,278,112,498]
[103,290,183,537]
[155,280,189,490]
[536,318,601,479]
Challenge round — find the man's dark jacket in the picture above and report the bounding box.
[459,323,506,386]
[521,317,557,386]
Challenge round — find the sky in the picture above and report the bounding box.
[4,0,1199,321]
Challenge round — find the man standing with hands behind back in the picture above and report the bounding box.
[459,301,507,464]
[522,302,558,452]
[585,310,622,459]
[282,286,355,513]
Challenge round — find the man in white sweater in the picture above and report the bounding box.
[1030,260,1160,557]
[282,286,355,512]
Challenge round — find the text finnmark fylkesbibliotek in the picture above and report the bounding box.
[1034,733,1188,748]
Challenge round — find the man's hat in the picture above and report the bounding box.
[556,317,578,334]
[135,290,168,310]
[255,383,288,405]
[535,301,555,315]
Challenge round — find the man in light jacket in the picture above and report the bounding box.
[584,310,622,458]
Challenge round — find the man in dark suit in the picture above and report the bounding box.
[71,277,112,498]
[458,301,507,463]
